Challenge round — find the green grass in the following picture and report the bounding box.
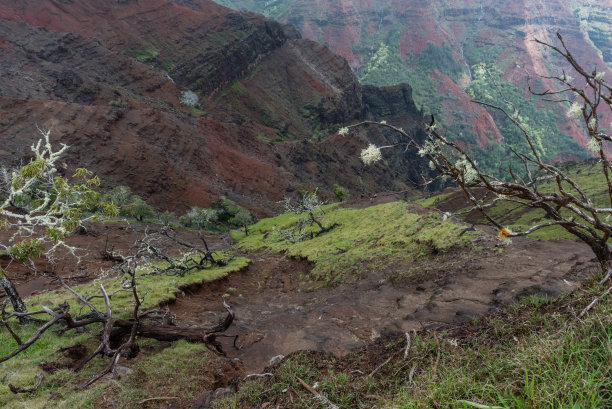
[0,254,249,408]
[212,279,612,409]
[0,335,216,408]
[0,324,105,408]
[25,252,249,317]
[86,340,215,408]
[232,201,476,285]
[414,191,453,208]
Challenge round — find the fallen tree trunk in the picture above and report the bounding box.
[111,298,234,343]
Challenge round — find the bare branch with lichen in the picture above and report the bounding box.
[349,33,612,276]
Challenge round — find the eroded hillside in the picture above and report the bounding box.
[0,0,427,213]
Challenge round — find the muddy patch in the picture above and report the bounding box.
[171,237,595,373]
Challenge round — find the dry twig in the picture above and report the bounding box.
[296,376,340,409]
[432,333,441,379]
[578,285,612,319]
[138,396,179,404]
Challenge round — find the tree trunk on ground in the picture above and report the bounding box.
[0,277,28,323]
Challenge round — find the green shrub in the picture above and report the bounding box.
[214,197,256,228]
[122,196,154,221]
[158,210,177,226]
[333,184,349,201]
[179,206,218,229]
[108,100,128,108]
[102,186,154,221]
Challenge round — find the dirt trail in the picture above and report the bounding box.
[2,219,597,375]
[171,235,595,372]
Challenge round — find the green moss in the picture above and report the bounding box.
[128,48,159,64]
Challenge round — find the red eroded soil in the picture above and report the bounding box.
[0,0,430,214]
[0,222,230,300]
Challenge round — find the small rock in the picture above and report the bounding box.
[370,328,381,341]
[116,366,133,376]
[268,355,284,367]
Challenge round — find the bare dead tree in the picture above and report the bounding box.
[124,227,222,277]
[275,190,339,242]
[348,32,612,284]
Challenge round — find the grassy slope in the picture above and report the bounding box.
[3,200,609,408]
[232,201,475,286]
[25,252,248,315]
[0,254,249,408]
[213,198,612,409]
[0,202,472,407]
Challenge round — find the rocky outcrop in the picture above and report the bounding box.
[572,0,612,64]
[0,0,299,98]
[362,84,421,121]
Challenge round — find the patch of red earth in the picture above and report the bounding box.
[300,19,315,39]
[317,1,361,68]
[399,28,443,58]
[0,95,280,214]
[454,138,469,151]
[0,0,225,39]
[367,20,375,35]
[0,36,9,49]
[203,125,287,214]
[499,47,527,82]
[476,28,496,42]
[553,151,583,162]
[0,222,230,301]
[471,112,503,146]
[432,71,503,146]
[323,25,360,68]
[449,21,466,39]
[558,119,589,152]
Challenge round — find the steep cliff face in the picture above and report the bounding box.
[212,38,365,139]
[0,0,298,97]
[213,0,612,170]
[0,0,426,213]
